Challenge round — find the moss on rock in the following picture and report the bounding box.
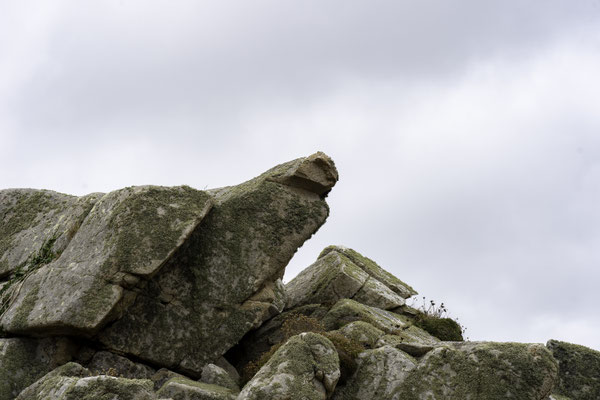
[396,342,558,399]
[413,312,463,341]
[238,332,340,400]
[547,339,600,400]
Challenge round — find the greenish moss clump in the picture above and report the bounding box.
[413,312,463,341]
[547,339,600,400]
[396,342,557,399]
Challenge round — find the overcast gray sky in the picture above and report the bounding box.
[2,0,600,350]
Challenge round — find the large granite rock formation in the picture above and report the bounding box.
[0,152,596,399]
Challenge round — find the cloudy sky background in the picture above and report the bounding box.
[2,1,600,350]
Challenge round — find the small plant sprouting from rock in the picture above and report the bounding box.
[409,296,468,341]
[0,235,59,318]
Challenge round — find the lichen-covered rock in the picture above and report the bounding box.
[15,362,91,399]
[16,362,157,400]
[0,153,338,379]
[54,376,156,400]
[334,321,385,348]
[0,189,101,279]
[0,337,75,400]
[396,342,558,399]
[151,369,189,391]
[98,153,337,375]
[318,246,416,299]
[226,304,330,372]
[1,185,213,336]
[200,364,239,392]
[321,299,410,333]
[157,378,236,400]
[547,339,600,400]
[332,345,416,400]
[88,351,156,380]
[286,250,405,310]
[376,325,440,357]
[213,358,240,387]
[238,332,340,400]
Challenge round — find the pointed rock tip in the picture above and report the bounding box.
[268,151,339,196]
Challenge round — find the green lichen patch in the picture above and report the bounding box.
[105,185,213,276]
[157,377,236,400]
[318,245,417,299]
[285,251,369,310]
[57,376,155,400]
[239,333,340,400]
[322,299,410,333]
[0,189,97,279]
[15,362,91,400]
[334,321,384,349]
[396,342,558,399]
[332,345,416,400]
[0,190,66,260]
[547,339,600,400]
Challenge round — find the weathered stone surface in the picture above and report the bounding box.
[98,153,337,376]
[88,351,156,380]
[16,361,157,400]
[334,321,385,349]
[267,151,338,196]
[396,342,558,399]
[238,332,340,400]
[15,362,91,400]
[318,246,416,299]
[151,368,188,391]
[226,304,330,372]
[376,326,440,357]
[200,364,239,392]
[286,250,405,310]
[213,357,240,387]
[332,345,416,400]
[321,299,410,333]
[547,339,600,400]
[51,376,156,400]
[549,394,572,400]
[0,189,101,279]
[0,337,76,400]
[1,185,213,336]
[157,378,236,400]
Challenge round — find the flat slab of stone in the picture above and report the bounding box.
[321,299,410,333]
[318,246,416,299]
[286,250,405,310]
[1,186,212,336]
